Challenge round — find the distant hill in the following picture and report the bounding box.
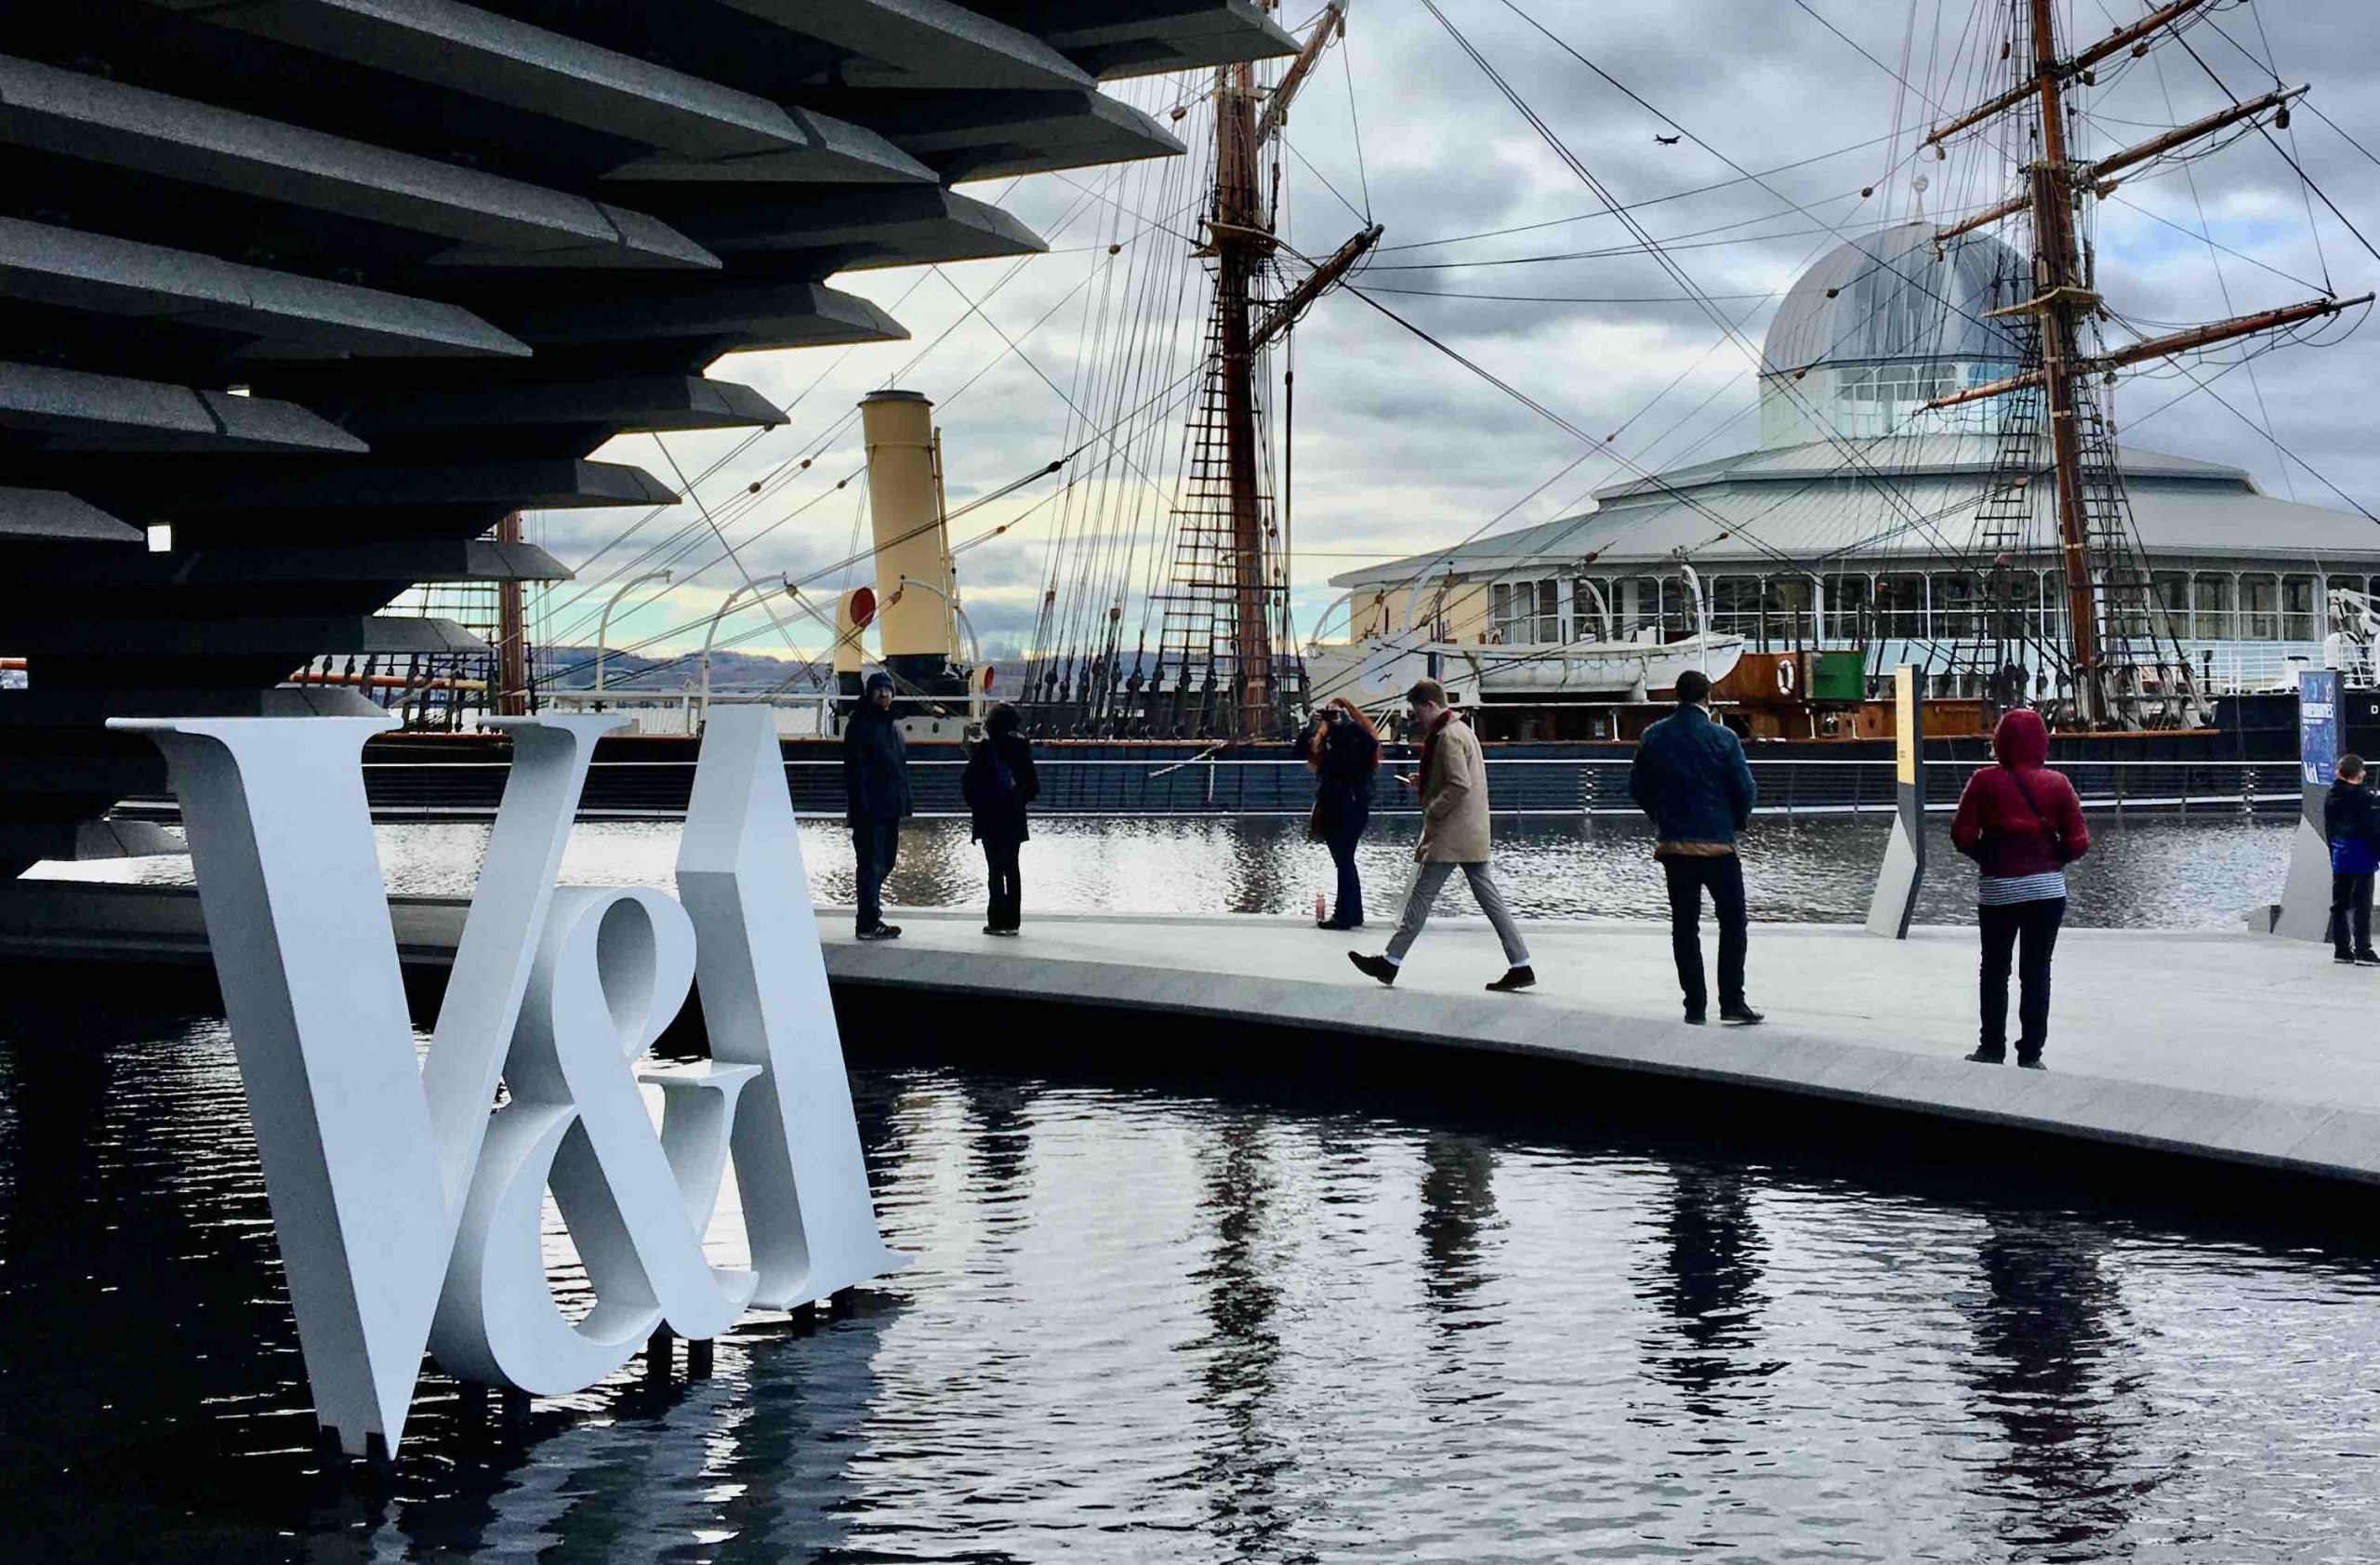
[534,645,829,692]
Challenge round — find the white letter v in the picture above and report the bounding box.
[110,713,617,1457]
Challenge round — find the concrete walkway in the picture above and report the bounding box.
[4,879,2375,1187]
[827,908,2380,1186]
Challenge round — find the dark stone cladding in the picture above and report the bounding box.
[0,0,1296,873]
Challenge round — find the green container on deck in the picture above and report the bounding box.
[1809,649,1865,703]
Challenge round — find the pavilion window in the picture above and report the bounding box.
[2151,573,2191,639]
[1709,576,1763,640]
[1930,573,1981,640]
[1876,573,1927,640]
[1533,578,1561,643]
[1488,581,1515,643]
[1619,576,1666,639]
[2282,575,2318,641]
[1572,577,1615,642]
[2241,575,2280,641]
[1999,568,2048,643]
[2191,574,2235,640]
[1765,577,1815,643]
[1822,573,1871,642]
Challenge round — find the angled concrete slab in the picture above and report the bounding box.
[0,53,716,270]
[0,217,529,360]
[6,537,571,589]
[0,362,368,455]
[2,614,489,658]
[0,488,142,544]
[42,458,674,514]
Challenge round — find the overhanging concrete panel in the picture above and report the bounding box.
[45,459,676,513]
[7,537,572,588]
[0,217,531,360]
[3,614,490,657]
[338,376,783,436]
[509,282,908,351]
[978,0,1298,77]
[668,186,1044,270]
[0,488,142,544]
[604,107,934,186]
[716,0,1092,91]
[0,54,717,271]
[813,88,1183,180]
[0,362,369,454]
[142,0,853,166]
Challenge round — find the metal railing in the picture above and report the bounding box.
[333,753,2302,821]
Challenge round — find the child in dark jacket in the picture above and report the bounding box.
[964,703,1039,935]
[2324,754,2380,964]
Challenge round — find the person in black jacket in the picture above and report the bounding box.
[1299,697,1382,929]
[2324,753,2380,965]
[843,671,911,940]
[964,702,1040,935]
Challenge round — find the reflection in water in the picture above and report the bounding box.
[7,1005,2380,1559]
[1188,1118,1290,1558]
[1642,1168,1779,1420]
[707,1306,897,1564]
[962,1075,1037,1210]
[1417,1134,1501,1338]
[1225,816,1294,918]
[1965,1214,2149,1558]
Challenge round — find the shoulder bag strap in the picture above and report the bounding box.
[2002,763,2067,857]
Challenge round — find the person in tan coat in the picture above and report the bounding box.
[1350,679,1535,992]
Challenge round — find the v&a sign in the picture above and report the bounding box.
[110,709,905,1460]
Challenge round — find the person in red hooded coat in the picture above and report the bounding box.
[1950,708,2088,1069]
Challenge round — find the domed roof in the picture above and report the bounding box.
[1762,221,2029,375]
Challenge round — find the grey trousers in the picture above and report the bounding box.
[1386,860,1531,967]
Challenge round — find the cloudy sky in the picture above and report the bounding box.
[532,0,2380,671]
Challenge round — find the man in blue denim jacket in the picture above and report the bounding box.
[1628,669,1762,1025]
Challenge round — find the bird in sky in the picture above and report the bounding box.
[1654,134,1681,145]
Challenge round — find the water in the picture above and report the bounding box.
[53,812,2293,930]
[6,816,2347,1558]
[1,1006,2376,1561]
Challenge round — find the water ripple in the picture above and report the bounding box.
[0,1008,2374,1559]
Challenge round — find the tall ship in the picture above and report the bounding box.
[1308,0,2374,761]
[15,1,2373,842]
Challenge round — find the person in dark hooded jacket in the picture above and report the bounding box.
[2323,753,2380,964]
[964,703,1039,935]
[843,670,911,940]
[1950,708,2088,1068]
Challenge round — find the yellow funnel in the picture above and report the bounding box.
[859,390,958,675]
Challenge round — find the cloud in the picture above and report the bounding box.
[543,0,2380,662]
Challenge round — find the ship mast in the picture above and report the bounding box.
[1918,0,2368,727]
[1212,59,1272,737]
[1161,1,1378,738]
